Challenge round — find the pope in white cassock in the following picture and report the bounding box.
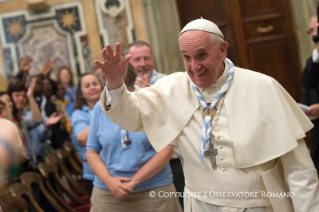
[95,19,319,212]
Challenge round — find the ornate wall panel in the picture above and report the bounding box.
[95,0,134,55]
[0,2,91,83]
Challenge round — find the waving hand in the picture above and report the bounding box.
[94,42,131,90]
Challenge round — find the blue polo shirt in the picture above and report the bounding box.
[86,101,172,192]
[71,105,94,181]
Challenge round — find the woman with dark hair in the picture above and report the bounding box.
[8,79,62,163]
[71,73,102,196]
[7,80,41,127]
[57,67,76,117]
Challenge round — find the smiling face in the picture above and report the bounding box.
[128,45,154,79]
[179,30,228,89]
[11,91,27,111]
[59,68,72,85]
[80,74,102,105]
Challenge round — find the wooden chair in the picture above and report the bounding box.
[37,162,89,207]
[56,148,83,180]
[20,171,75,212]
[9,183,44,212]
[63,141,83,168]
[45,153,87,195]
[0,196,28,212]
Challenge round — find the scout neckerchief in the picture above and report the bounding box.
[190,58,235,163]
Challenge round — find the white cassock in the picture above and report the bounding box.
[100,61,319,212]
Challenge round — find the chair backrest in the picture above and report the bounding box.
[0,196,28,212]
[9,183,44,212]
[45,153,87,195]
[37,163,88,206]
[20,171,75,212]
[57,147,83,176]
[63,141,83,167]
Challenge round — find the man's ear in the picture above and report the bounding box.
[220,41,228,60]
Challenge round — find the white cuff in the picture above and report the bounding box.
[105,83,125,109]
[312,48,319,63]
[286,168,319,212]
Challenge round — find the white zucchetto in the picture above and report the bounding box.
[179,18,224,38]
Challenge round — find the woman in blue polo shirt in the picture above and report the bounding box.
[86,64,182,212]
[71,73,102,196]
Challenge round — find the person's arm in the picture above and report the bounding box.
[27,78,42,122]
[123,145,174,190]
[86,150,132,199]
[76,126,89,146]
[305,103,319,117]
[39,58,54,78]
[44,112,63,129]
[86,106,132,199]
[15,57,32,83]
[71,111,90,147]
[280,139,319,212]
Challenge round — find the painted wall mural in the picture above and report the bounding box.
[95,0,134,56]
[0,2,91,83]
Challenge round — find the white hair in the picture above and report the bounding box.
[210,33,224,45]
[178,32,224,45]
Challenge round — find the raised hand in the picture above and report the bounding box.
[19,56,32,72]
[94,42,131,90]
[39,58,54,76]
[135,74,150,88]
[106,176,133,199]
[26,78,36,98]
[45,112,64,128]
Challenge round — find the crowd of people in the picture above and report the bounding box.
[0,17,319,212]
[0,39,184,211]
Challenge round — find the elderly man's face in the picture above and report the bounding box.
[128,45,154,78]
[180,31,228,89]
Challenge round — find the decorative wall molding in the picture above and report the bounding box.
[95,0,134,55]
[0,1,91,83]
